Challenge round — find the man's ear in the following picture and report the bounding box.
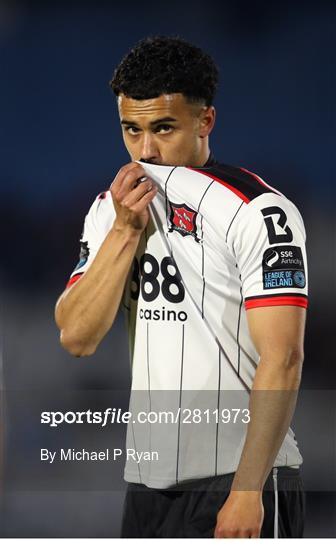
[199,106,216,138]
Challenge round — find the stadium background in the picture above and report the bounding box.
[1,0,335,536]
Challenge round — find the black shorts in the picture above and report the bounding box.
[120,466,305,538]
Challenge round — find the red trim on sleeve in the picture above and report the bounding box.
[188,168,250,204]
[66,273,83,289]
[245,295,308,310]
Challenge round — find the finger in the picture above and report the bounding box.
[114,169,150,202]
[110,162,140,191]
[214,527,247,538]
[240,529,259,539]
[112,163,146,193]
[130,185,158,213]
[112,162,146,189]
[214,521,224,538]
[213,525,226,538]
[123,179,155,207]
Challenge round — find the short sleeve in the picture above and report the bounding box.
[230,192,308,310]
[66,191,116,288]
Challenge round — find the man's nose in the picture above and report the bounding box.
[140,133,159,162]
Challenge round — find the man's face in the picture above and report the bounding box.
[117,93,214,167]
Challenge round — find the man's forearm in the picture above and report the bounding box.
[231,352,303,492]
[55,224,141,356]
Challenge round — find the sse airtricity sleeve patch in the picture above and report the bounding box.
[65,191,115,288]
[231,192,308,310]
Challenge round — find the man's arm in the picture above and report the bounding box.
[214,304,306,538]
[55,162,157,357]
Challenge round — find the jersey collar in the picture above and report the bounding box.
[202,151,217,167]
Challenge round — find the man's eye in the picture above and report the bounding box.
[125,126,140,135]
[155,125,174,134]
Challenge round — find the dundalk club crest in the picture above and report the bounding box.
[168,201,200,242]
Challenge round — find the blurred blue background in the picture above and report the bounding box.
[1,0,335,537]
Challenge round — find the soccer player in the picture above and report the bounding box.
[55,37,308,538]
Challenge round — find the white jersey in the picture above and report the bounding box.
[67,161,308,489]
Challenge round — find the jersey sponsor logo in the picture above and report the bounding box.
[261,206,293,244]
[131,254,185,304]
[262,245,306,289]
[74,240,90,270]
[139,306,188,322]
[168,201,200,242]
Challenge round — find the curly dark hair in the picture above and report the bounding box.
[110,36,219,106]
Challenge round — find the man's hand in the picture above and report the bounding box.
[214,491,264,538]
[110,162,158,233]
[56,162,158,356]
